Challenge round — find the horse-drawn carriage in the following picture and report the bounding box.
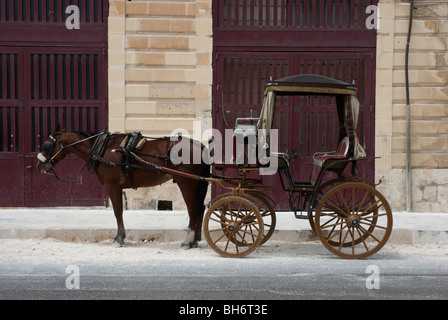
[203,74,392,259]
[37,74,392,259]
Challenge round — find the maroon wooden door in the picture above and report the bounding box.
[0,46,25,206]
[212,0,378,210]
[0,0,109,207]
[289,51,375,190]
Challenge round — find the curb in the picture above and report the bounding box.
[0,209,447,246]
[1,227,447,246]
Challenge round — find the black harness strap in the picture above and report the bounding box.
[84,133,206,189]
[86,131,111,172]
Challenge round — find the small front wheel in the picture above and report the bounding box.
[203,196,264,258]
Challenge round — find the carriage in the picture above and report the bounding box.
[202,74,393,259]
[37,74,393,260]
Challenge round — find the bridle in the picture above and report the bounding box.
[37,132,102,182]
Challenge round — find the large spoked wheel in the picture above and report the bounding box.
[315,182,393,259]
[203,196,264,258]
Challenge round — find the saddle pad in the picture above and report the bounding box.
[120,132,146,152]
[86,132,110,172]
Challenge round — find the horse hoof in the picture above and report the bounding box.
[181,242,191,250]
[190,241,199,249]
[112,240,123,248]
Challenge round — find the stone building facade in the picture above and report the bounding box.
[107,0,447,212]
[375,0,448,212]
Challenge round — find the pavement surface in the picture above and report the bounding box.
[0,207,447,245]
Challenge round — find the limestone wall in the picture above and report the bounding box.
[376,0,447,212]
[108,0,212,209]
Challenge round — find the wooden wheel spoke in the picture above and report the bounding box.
[211,228,230,244]
[326,226,347,244]
[324,198,349,217]
[355,189,371,215]
[356,224,382,244]
[359,218,388,231]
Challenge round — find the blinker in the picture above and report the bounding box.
[42,141,55,155]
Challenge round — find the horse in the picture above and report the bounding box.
[36,124,210,249]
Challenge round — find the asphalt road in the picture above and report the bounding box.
[1,239,448,303]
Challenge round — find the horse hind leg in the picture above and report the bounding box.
[192,179,208,246]
[179,179,208,249]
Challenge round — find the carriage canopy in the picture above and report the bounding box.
[258,74,366,159]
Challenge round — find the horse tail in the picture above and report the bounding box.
[193,152,210,241]
[195,162,210,212]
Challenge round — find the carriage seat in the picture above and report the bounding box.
[310,137,349,184]
[313,136,349,162]
[270,138,350,191]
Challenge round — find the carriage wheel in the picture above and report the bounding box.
[246,191,276,245]
[309,178,346,234]
[211,191,276,246]
[203,196,264,258]
[315,182,393,259]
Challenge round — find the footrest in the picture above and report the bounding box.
[292,181,314,191]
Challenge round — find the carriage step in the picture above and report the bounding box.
[294,212,310,220]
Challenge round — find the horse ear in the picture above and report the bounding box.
[54,124,61,133]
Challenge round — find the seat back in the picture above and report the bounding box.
[310,137,349,185]
[334,136,349,158]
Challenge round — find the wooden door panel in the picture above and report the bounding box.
[0,2,109,207]
[23,47,108,207]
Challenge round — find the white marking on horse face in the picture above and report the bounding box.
[37,153,48,163]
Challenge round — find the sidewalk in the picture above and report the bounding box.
[0,208,447,245]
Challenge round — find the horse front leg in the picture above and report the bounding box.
[181,228,196,249]
[107,186,126,247]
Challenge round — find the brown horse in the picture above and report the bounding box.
[36,125,210,248]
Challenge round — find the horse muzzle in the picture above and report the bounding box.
[36,153,53,174]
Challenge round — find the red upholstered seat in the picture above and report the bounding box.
[310,137,349,185]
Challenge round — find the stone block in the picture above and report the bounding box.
[414,3,448,19]
[149,36,190,50]
[126,1,148,15]
[394,36,447,52]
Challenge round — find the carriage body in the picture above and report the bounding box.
[204,74,393,259]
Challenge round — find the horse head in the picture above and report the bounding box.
[36,124,70,175]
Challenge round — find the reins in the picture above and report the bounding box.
[47,132,103,164]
